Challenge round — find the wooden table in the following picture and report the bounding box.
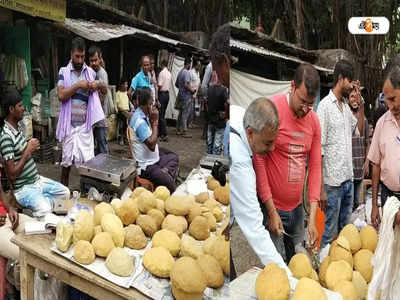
[12,233,151,300]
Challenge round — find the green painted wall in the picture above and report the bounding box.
[0,26,32,111]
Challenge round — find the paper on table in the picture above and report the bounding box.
[230,267,343,300]
[51,243,137,288]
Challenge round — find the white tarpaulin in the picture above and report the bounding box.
[165,56,184,120]
[230,68,291,108]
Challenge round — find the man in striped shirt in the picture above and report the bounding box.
[0,90,70,217]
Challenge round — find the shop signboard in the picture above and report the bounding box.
[0,0,66,22]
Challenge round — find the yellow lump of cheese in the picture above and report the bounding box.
[105,247,134,277]
[165,195,194,216]
[214,184,229,205]
[136,214,157,237]
[94,202,114,225]
[325,260,353,290]
[197,254,224,288]
[339,224,361,254]
[91,232,115,257]
[333,280,358,300]
[293,277,327,300]
[288,253,313,280]
[162,214,188,237]
[153,186,170,201]
[180,235,204,259]
[124,224,147,249]
[152,229,181,256]
[56,222,73,252]
[195,192,209,204]
[189,216,210,240]
[73,240,95,265]
[73,210,94,244]
[137,190,157,213]
[147,209,164,229]
[101,213,124,247]
[353,249,373,283]
[110,198,122,214]
[207,178,220,191]
[255,263,290,300]
[117,197,140,225]
[360,225,378,253]
[208,235,229,276]
[352,271,368,300]
[170,257,207,300]
[93,225,102,236]
[131,187,147,198]
[143,247,175,278]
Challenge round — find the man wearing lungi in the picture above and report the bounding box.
[57,37,105,187]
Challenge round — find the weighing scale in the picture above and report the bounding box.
[199,154,229,170]
[78,154,137,200]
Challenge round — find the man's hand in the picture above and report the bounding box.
[8,207,18,230]
[77,80,90,90]
[394,210,400,227]
[371,205,381,230]
[267,209,283,237]
[308,223,318,249]
[26,138,40,154]
[0,213,6,227]
[319,189,328,212]
[150,106,159,124]
[363,160,369,177]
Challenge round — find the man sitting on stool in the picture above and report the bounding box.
[129,88,179,193]
[0,90,70,217]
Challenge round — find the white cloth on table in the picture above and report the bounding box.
[368,196,400,300]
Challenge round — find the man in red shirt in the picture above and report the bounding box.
[253,63,322,262]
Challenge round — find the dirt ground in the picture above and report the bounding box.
[36,121,207,192]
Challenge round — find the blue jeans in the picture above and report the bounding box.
[14,176,70,217]
[223,121,230,157]
[177,98,193,131]
[94,127,109,155]
[206,124,224,155]
[321,180,354,249]
[268,204,304,263]
[353,179,362,211]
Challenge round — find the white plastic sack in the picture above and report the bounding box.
[34,271,67,300]
[368,196,400,300]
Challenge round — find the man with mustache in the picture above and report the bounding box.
[368,57,400,229]
[57,37,105,187]
[317,60,364,249]
[252,63,321,263]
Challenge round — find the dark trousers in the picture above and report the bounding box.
[93,127,109,155]
[141,149,179,193]
[158,91,169,137]
[381,181,400,208]
[117,111,130,139]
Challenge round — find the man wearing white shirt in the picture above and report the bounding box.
[230,98,290,276]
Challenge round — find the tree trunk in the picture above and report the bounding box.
[163,0,168,28]
[295,0,305,47]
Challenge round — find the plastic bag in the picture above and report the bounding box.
[34,270,67,300]
[88,187,103,202]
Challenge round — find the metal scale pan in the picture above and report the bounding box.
[78,153,137,186]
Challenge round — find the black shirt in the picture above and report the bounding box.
[207,84,228,128]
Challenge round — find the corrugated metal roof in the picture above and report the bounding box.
[230,39,333,73]
[63,18,180,45]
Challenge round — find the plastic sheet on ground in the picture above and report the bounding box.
[230,267,343,300]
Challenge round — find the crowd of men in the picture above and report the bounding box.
[231,55,400,280]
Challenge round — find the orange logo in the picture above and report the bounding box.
[364,18,373,32]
